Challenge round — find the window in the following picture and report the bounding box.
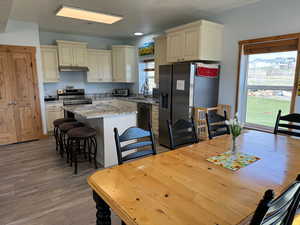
[144,59,156,92]
[243,51,297,128]
[237,34,300,131]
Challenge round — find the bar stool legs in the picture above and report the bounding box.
[69,136,98,174]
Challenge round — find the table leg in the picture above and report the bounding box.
[93,191,111,225]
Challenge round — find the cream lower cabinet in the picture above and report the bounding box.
[112,45,137,83]
[46,103,64,133]
[41,45,59,83]
[154,35,168,86]
[87,49,112,82]
[57,40,88,67]
[166,20,224,62]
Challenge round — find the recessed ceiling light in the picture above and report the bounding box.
[56,6,123,24]
[134,32,144,36]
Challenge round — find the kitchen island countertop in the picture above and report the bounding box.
[62,99,137,119]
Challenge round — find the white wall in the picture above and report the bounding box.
[213,0,300,113]
[0,20,47,134]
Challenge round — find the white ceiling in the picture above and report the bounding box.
[8,0,262,40]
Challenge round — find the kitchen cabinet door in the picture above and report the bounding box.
[58,43,73,66]
[99,51,112,82]
[154,35,168,86]
[41,46,59,83]
[183,27,200,61]
[125,47,138,82]
[73,45,87,67]
[46,104,63,132]
[87,49,112,82]
[112,46,137,83]
[112,47,125,82]
[167,31,184,63]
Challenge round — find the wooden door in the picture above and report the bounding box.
[41,46,59,82]
[10,49,42,142]
[0,51,17,144]
[167,31,184,63]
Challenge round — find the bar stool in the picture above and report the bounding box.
[67,127,98,174]
[53,118,76,153]
[59,121,85,160]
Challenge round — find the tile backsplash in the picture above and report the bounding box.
[43,72,134,96]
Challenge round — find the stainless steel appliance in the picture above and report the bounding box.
[112,88,130,97]
[159,62,219,148]
[58,88,92,118]
[137,103,151,130]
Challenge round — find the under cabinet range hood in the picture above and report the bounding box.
[59,66,89,72]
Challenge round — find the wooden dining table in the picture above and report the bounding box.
[88,130,300,225]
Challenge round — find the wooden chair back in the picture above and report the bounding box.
[205,110,230,139]
[274,110,300,137]
[114,125,156,165]
[250,174,300,225]
[167,117,199,150]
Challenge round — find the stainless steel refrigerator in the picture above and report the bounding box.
[159,62,219,148]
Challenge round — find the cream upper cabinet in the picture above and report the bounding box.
[167,31,184,63]
[166,20,224,62]
[56,40,88,67]
[41,45,59,83]
[154,35,168,86]
[112,45,137,83]
[87,49,112,82]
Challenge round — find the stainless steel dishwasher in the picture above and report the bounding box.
[137,103,151,130]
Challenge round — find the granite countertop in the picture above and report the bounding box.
[45,96,159,105]
[120,96,159,105]
[62,99,137,119]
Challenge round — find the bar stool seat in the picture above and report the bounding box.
[59,121,85,133]
[67,127,96,138]
[67,126,98,174]
[53,118,76,127]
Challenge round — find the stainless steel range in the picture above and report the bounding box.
[57,88,92,106]
[58,88,92,118]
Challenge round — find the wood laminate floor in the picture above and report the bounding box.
[0,137,168,225]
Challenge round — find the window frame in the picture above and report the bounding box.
[236,33,300,114]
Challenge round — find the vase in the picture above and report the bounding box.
[231,136,238,161]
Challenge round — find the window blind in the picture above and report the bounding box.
[243,39,298,55]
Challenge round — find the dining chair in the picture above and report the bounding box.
[205,110,230,139]
[114,124,157,165]
[250,174,300,225]
[167,117,199,150]
[274,110,300,137]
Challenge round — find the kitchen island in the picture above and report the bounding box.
[63,99,137,168]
